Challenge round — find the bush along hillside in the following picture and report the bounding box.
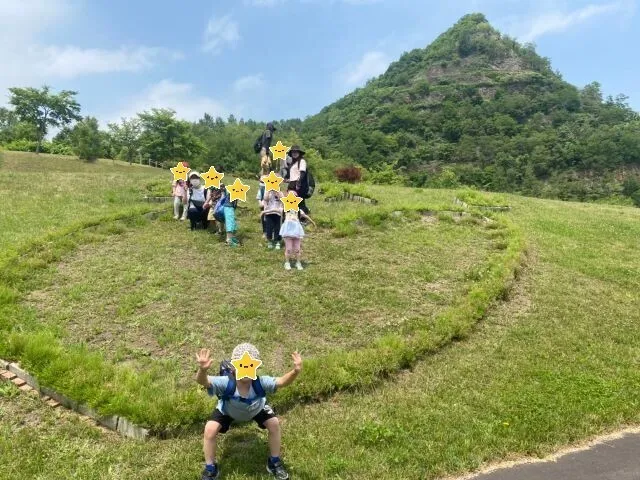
[300,13,640,204]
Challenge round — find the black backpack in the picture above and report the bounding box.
[299,167,316,199]
[253,134,263,153]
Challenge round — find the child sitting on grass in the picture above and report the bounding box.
[196,344,302,480]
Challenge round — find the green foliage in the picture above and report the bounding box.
[108,118,142,164]
[8,86,81,153]
[456,187,508,207]
[138,109,204,164]
[71,117,102,161]
[299,15,640,204]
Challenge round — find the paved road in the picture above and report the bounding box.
[471,433,640,480]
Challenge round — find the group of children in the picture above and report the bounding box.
[171,146,315,270]
[171,169,240,247]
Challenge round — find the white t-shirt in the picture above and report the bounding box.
[288,158,307,182]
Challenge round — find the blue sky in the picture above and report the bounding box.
[1,0,638,127]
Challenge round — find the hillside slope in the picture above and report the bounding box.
[301,13,640,201]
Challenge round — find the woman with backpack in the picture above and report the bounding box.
[285,145,311,215]
[186,171,210,231]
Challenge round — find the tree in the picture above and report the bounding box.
[71,117,102,161]
[138,109,204,165]
[108,118,142,164]
[8,86,81,153]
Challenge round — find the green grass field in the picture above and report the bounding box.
[1,151,639,480]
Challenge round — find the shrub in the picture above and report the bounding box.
[335,165,362,183]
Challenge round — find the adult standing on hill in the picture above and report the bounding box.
[286,145,311,215]
[257,122,276,162]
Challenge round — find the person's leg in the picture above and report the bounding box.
[203,420,221,465]
[299,199,310,215]
[264,417,282,457]
[265,215,274,243]
[188,210,197,230]
[180,199,187,220]
[274,215,282,246]
[283,237,293,269]
[224,207,237,245]
[292,238,303,269]
[173,196,180,219]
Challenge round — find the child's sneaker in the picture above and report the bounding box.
[295,261,304,271]
[284,262,291,271]
[275,242,281,250]
[267,242,274,249]
[201,464,219,479]
[267,459,290,479]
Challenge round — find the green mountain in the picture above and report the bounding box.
[301,13,640,201]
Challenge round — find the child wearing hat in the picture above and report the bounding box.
[196,344,303,480]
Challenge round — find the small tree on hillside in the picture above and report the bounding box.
[108,117,142,164]
[9,86,82,153]
[72,116,102,161]
[138,109,204,164]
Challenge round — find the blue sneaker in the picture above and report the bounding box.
[267,459,289,479]
[201,464,219,479]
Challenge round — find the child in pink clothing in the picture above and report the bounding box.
[172,179,188,220]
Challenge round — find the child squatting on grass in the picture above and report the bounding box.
[196,344,303,480]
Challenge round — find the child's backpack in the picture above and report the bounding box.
[213,194,227,222]
[253,134,263,154]
[217,360,266,410]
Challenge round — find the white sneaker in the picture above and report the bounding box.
[275,243,281,250]
[295,261,304,271]
[173,215,179,220]
[284,262,292,271]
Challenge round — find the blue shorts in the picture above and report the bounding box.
[223,206,236,233]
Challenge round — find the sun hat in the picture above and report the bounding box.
[231,343,261,361]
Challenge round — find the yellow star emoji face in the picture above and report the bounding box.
[269,141,290,161]
[281,191,303,212]
[170,162,191,181]
[261,171,284,192]
[202,166,224,189]
[231,351,263,380]
[226,178,251,202]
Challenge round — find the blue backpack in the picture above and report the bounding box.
[217,360,266,412]
[213,194,227,222]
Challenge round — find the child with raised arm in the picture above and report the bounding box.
[196,344,302,480]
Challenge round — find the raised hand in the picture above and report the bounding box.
[291,351,303,372]
[196,348,213,371]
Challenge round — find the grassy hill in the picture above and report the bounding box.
[301,13,640,203]
[0,152,639,479]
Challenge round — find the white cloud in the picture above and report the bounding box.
[36,46,183,78]
[341,51,391,86]
[514,1,633,42]
[111,79,233,124]
[233,74,265,92]
[203,15,240,54]
[0,0,183,106]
